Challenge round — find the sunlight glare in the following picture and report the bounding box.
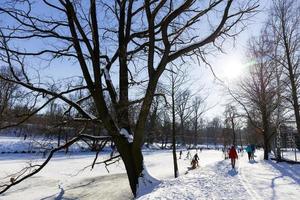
[222,56,244,81]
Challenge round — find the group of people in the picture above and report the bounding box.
[228,144,256,169]
[179,144,256,171]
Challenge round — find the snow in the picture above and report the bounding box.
[239,153,300,200]
[0,137,299,200]
[279,149,300,161]
[0,136,90,153]
[136,166,160,198]
[138,150,300,200]
[120,128,134,143]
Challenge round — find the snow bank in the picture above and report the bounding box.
[136,166,160,198]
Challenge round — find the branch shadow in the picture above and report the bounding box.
[268,160,300,200]
[40,184,65,200]
[62,174,134,200]
[268,161,300,184]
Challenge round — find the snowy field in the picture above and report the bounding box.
[0,136,90,153]
[0,137,300,200]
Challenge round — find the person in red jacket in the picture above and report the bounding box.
[228,145,238,169]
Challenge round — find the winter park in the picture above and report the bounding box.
[0,0,300,199]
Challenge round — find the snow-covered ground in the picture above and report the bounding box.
[0,136,90,153]
[0,148,222,200]
[280,149,300,161]
[139,150,300,200]
[0,136,299,200]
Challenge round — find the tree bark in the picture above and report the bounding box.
[113,136,143,197]
[171,77,179,178]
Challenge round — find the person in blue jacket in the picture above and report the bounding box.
[245,145,253,161]
[250,144,256,160]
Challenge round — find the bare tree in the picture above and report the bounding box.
[0,68,18,126]
[191,96,207,146]
[163,65,188,178]
[267,0,300,142]
[231,33,278,160]
[0,0,259,196]
[0,67,37,131]
[145,94,166,145]
[207,117,223,146]
[224,104,239,146]
[176,89,193,145]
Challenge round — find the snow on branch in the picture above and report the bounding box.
[120,128,134,143]
[102,67,118,105]
[103,68,111,81]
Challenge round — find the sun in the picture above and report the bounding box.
[221,56,244,81]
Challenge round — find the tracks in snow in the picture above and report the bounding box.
[139,158,258,200]
[237,159,262,200]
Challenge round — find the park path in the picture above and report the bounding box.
[139,153,255,200]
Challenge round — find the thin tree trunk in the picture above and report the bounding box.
[231,118,236,146]
[171,77,178,178]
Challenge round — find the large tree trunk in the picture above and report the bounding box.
[263,133,269,160]
[114,137,143,197]
[262,110,270,160]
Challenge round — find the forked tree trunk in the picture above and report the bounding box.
[114,137,143,197]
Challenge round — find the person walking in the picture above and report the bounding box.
[246,145,253,161]
[250,144,255,160]
[193,153,199,166]
[179,150,183,159]
[186,150,191,159]
[228,145,238,169]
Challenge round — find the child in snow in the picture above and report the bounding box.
[193,153,199,166]
[191,159,197,169]
[190,153,199,169]
[228,145,238,169]
[246,145,253,161]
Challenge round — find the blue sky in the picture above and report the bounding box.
[0,0,271,120]
[42,1,269,120]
